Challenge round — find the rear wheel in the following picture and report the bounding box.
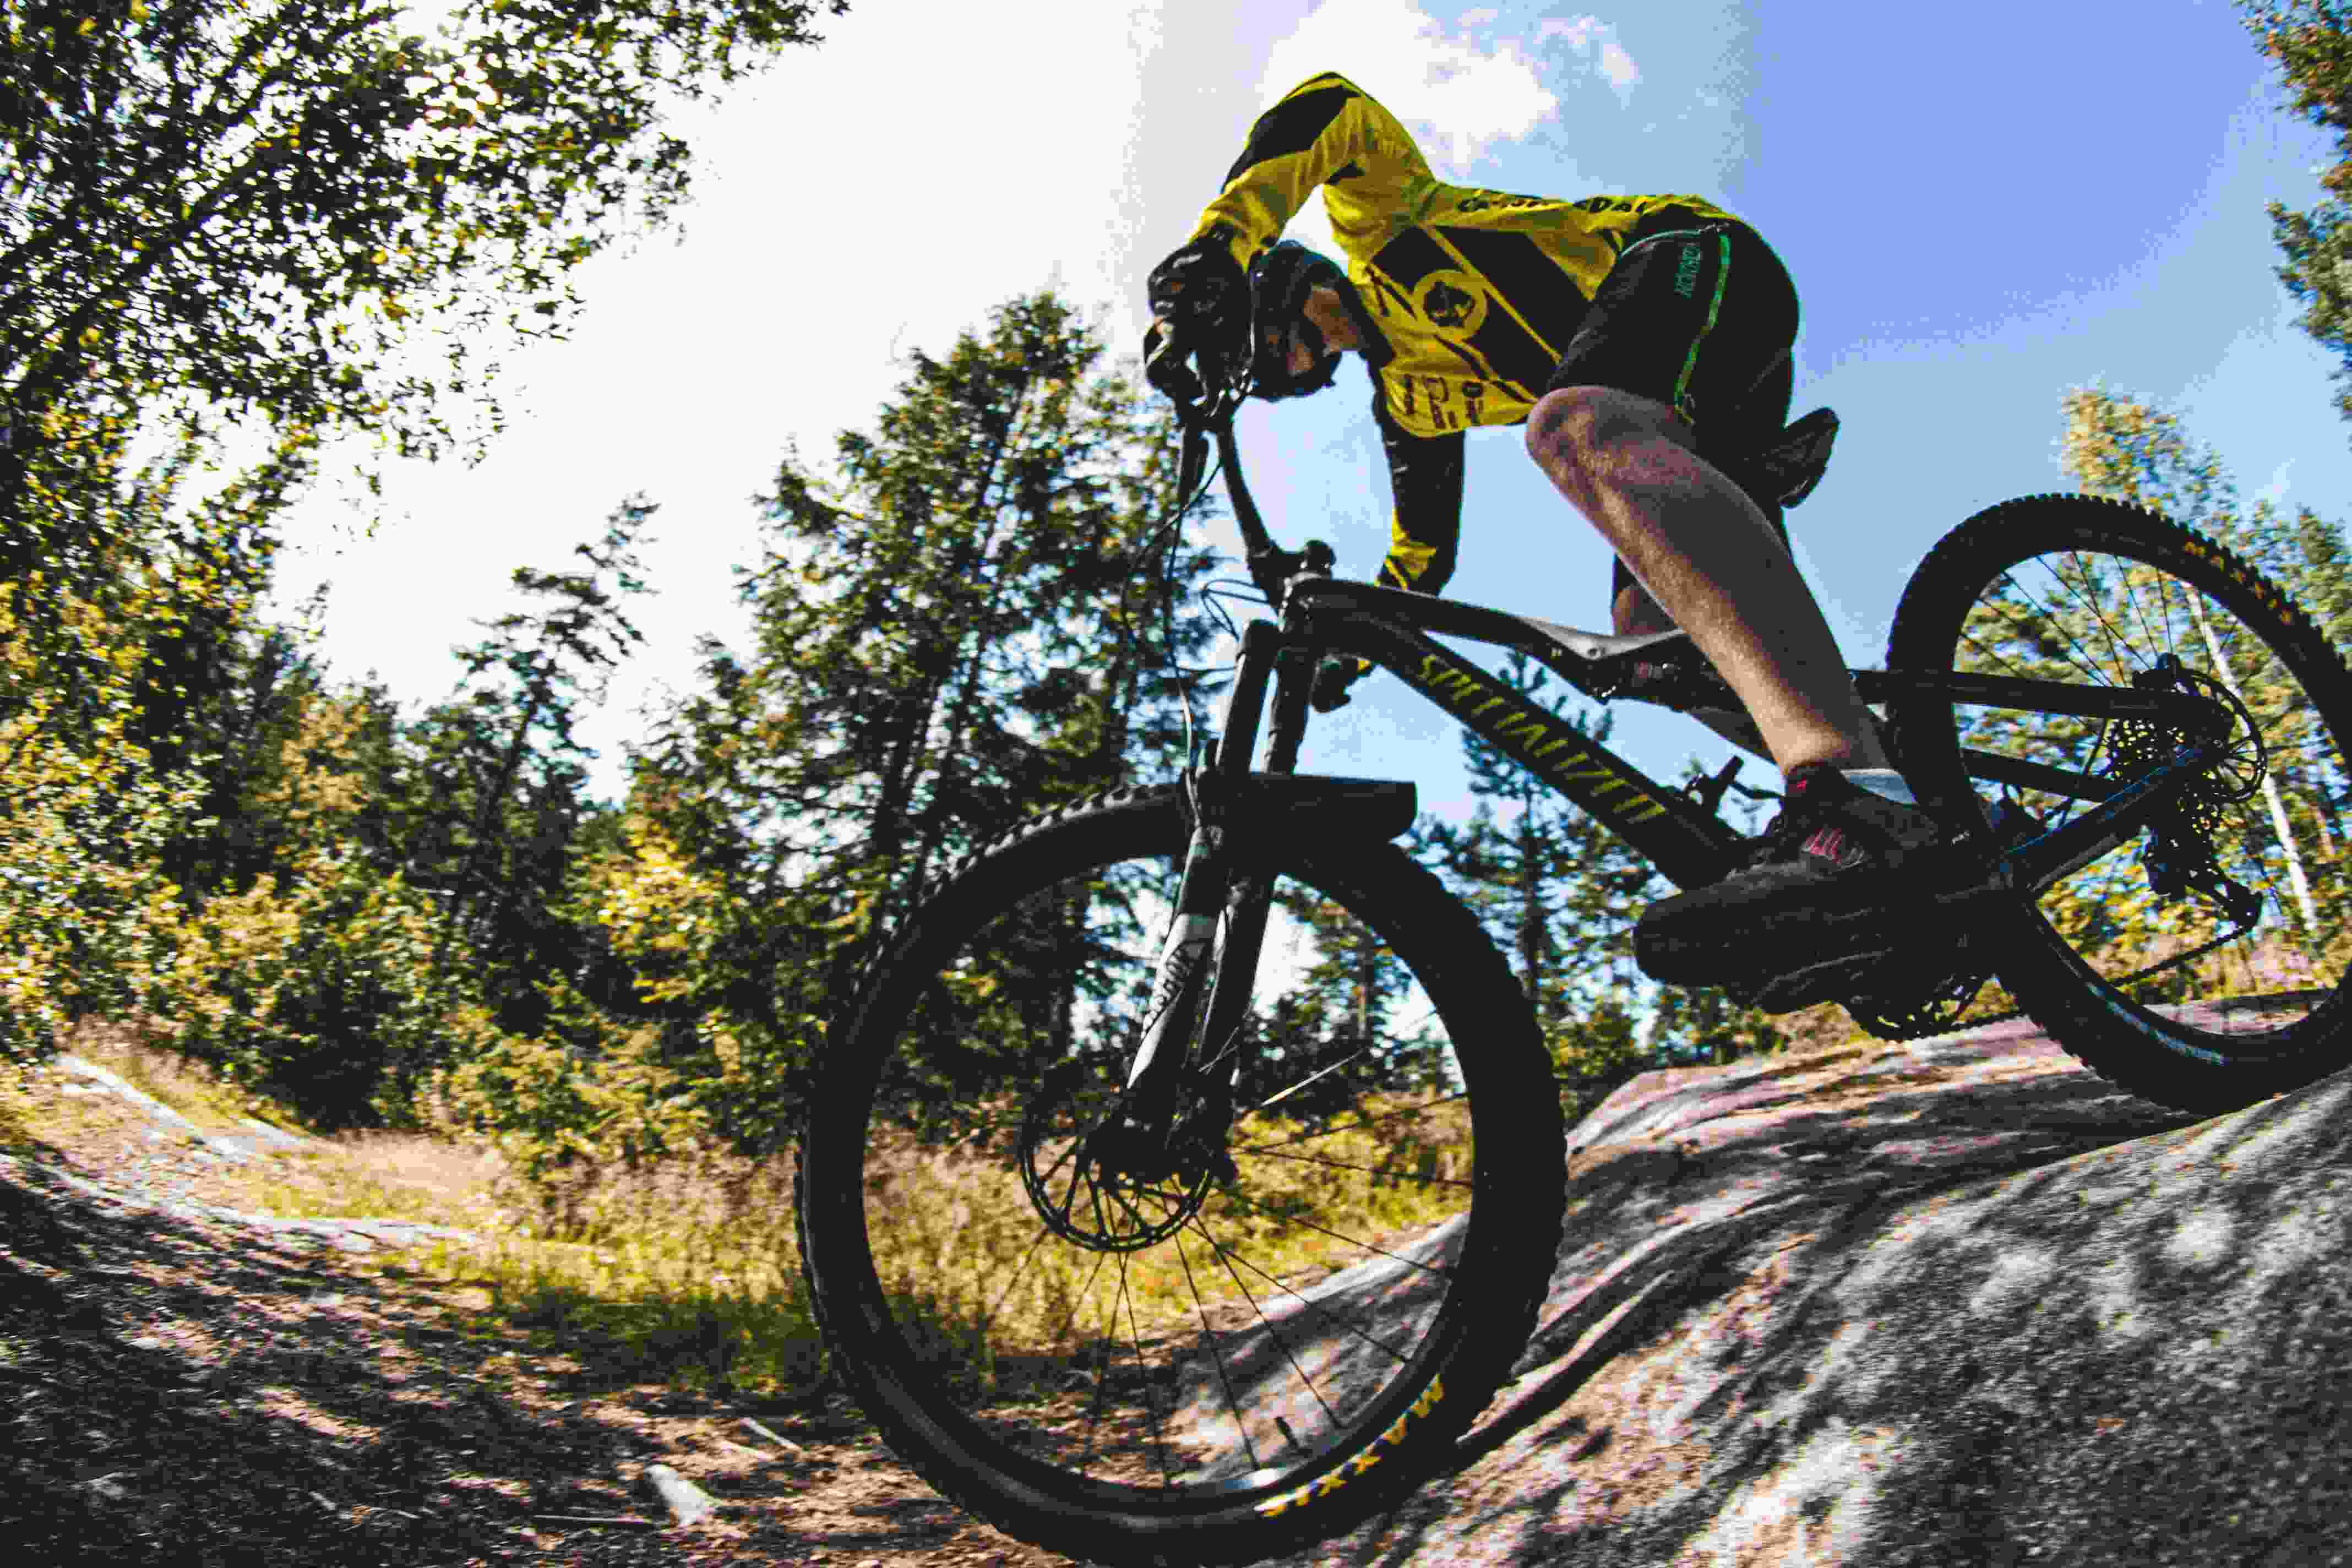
[1888,494,2352,1110]
[794,786,1565,1565]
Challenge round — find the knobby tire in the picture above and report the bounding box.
[794,785,1567,1565]
[1888,494,2352,1112]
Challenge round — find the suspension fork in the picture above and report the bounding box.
[1103,622,1308,1162]
[1194,625,1319,1094]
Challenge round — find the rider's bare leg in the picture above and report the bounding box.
[1610,580,1775,761]
[1527,384,1890,775]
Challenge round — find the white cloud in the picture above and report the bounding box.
[1249,2,1648,255]
[1537,15,1641,105]
[1259,0,1559,178]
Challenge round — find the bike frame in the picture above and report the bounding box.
[1109,567,2231,1138]
[1101,378,2231,1146]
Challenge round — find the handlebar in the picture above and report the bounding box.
[1145,320,1336,607]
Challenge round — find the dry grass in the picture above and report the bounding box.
[851,1091,1477,1389]
[21,1020,1484,1408]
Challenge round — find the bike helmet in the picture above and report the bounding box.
[1246,241,1347,400]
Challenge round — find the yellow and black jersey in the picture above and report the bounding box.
[1188,71,1742,595]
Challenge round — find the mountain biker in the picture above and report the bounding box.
[1145,71,1969,1010]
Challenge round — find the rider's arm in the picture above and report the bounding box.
[1187,73,1433,269]
[1372,393,1463,596]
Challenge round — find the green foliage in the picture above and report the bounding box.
[137,685,477,1125]
[1543,992,1647,1120]
[2241,1,2352,427]
[415,992,710,1183]
[0,0,850,1129]
[406,499,654,1037]
[0,0,851,462]
[0,0,849,777]
[568,291,1217,1150]
[739,292,1219,922]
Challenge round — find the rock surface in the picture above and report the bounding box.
[1277,1016,2352,1567]
[29,1051,485,1253]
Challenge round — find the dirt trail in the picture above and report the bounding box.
[1,1050,1085,1567]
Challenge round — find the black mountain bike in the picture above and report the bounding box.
[795,334,2352,1565]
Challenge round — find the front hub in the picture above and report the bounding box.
[1017,1059,1226,1253]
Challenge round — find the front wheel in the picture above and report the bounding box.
[1888,494,2352,1111]
[794,785,1565,1565]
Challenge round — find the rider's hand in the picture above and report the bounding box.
[1145,236,1246,408]
[1146,235,1246,339]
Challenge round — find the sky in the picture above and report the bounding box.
[265,0,2352,830]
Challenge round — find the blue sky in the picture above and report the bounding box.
[273,0,2350,830]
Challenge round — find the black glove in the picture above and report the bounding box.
[1146,232,1246,339]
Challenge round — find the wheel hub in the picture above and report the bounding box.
[1016,1059,1232,1253]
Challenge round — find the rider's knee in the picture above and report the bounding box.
[1525,385,1690,488]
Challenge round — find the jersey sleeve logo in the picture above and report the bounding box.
[1416,273,1485,333]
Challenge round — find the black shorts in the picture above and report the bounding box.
[1544,217,1799,602]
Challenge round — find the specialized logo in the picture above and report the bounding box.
[1412,650,1675,826]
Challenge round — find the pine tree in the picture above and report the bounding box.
[2240,2,2352,429]
[586,291,1218,1146]
[419,501,654,1023]
[740,293,1216,937]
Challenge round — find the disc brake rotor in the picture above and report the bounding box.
[1017,1057,1226,1253]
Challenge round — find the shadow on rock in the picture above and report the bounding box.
[1251,1020,2351,1568]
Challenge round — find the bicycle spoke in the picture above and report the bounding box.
[1205,1183,1463,1290]
[820,802,1528,1511]
[1172,1228,1266,1474]
[1893,499,2352,1071]
[1183,1206,1422,1370]
[1237,1142,1476,1191]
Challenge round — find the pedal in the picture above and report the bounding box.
[1722,887,2007,1016]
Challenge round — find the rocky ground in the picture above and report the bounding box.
[7,1014,2349,1567]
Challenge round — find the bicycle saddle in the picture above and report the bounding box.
[1723,406,1839,510]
